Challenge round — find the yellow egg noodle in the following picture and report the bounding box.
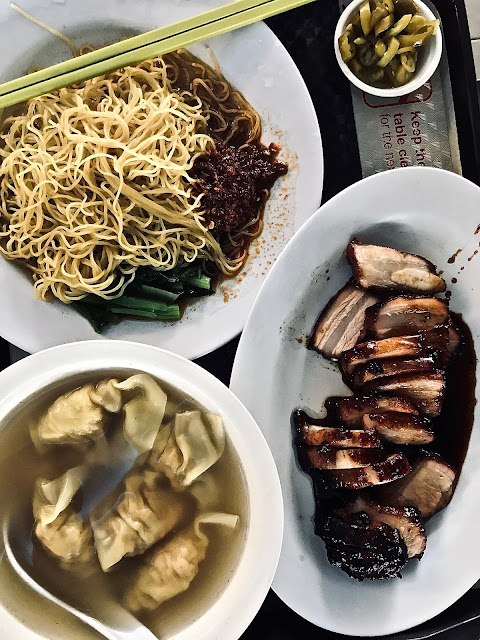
[0,58,241,303]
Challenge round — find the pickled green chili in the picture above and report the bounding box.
[338,0,440,89]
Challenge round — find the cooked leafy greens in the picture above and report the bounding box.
[73,261,214,333]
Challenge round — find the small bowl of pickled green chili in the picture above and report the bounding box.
[334,0,442,97]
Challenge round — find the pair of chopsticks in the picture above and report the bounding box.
[0,0,315,109]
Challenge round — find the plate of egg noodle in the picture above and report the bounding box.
[0,0,323,358]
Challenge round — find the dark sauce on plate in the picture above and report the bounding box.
[430,312,477,475]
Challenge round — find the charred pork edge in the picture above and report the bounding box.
[338,497,427,559]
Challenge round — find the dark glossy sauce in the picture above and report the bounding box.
[429,313,477,475]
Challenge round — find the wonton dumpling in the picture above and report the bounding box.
[33,468,95,565]
[37,385,107,444]
[89,378,123,413]
[36,380,122,444]
[91,470,191,572]
[148,411,225,487]
[34,374,167,451]
[113,374,168,454]
[124,512,238,613]
[36,511,95,564]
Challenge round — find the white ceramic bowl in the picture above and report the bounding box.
[0,341,283,640]
[334,0,443,97]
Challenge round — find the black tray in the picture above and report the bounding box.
[1,0,480,638]
[209,1,480,637]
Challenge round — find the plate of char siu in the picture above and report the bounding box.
[230,167,480,636]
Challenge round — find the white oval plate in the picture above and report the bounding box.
[230,167,480,637]
[0,340,283,640]
[0,0,323,359]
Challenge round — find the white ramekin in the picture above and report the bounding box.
[334,0,443,98]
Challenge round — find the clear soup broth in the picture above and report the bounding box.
[0,370,248,639]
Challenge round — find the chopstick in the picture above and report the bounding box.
[0,0,315,109]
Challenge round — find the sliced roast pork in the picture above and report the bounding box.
[364,297,449,340]
[327,395,419,427]
[376,455,456,519]
[294,239,471,582]
[347,239,446,294]
[306,445,385,470]
[302,425,380,449]
[317,516,403,553]
[299,425,382,448]
[325,453,411,490]
[326,540,408,581]
[363,413,434,445]
[309,282,379,359]
[294,410,381,448]
[339,496,426,558]
[363,371,446,418]
[318,516,409,580]
[340,335,425,375]
[352,357,434,389]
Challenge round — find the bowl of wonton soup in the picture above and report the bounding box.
[0,340,283,640]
